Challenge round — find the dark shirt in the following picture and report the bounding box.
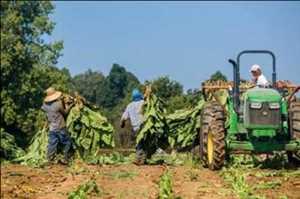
[42,99,67,131]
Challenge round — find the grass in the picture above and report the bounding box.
[185,169,199,181]
[220,155,266,199]
[158,170,175,199]
[254,180,282,190]
[104,170,138,180]
[68,179,102,199]
[147,152,201,168]
[220,153,299,199]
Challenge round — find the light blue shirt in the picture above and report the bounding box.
[121,100,144,131]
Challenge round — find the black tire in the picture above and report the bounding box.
[199,101,226,170]
[288,102,300,164]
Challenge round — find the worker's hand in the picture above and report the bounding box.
[144,85,152,99]
[120,120,126,128]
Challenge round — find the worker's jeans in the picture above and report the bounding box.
[136,140,146,161]
[133,129,146,162]
[47,128,72,162]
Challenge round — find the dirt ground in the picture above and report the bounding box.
[1,163,299,199]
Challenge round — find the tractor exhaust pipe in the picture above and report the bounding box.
[228,59,240,113]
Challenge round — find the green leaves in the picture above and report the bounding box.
[14,100,115,166]
[0,128,25,161]
[14,127,48,167]
[1,1,68,146]
[137,94,168,154]
[68,180,102,199]
[158,170,179,199]
[67,105,115,162]
[167,99,205,149]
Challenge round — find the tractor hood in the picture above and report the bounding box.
[245,88,281,102]
[243,88,282,130]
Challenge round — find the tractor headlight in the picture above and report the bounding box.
[269,102,280,109]
[250,102,262,109]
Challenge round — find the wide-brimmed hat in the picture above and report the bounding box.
[44,87,62,102]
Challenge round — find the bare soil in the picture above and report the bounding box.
[1,163,299,199]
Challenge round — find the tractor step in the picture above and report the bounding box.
[227,140,300,153]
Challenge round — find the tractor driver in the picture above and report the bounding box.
[250,64,270,88]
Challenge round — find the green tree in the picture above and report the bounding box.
[72,69,105,104]
[97,63,140,109]
[1,1,67,145]
[149,76,183,101]
[209,70,228,81]
[185,88,202,107]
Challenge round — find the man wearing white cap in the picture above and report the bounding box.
[250,64,270,88]
[42,87,73,165]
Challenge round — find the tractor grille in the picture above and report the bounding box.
[245,102,281,128]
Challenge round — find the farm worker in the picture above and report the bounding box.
[120,88,146,165]
[41,87,73,165]
[250,64,270,88]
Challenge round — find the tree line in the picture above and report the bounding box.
[0,1,227,148]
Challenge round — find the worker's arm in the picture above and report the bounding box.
[143,85,152,100]
[58,99,73,116]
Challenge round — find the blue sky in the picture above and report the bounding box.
[49,1,300,90]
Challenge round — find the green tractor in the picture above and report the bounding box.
[199,50,300,170]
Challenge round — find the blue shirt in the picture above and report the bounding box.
[121,100,144,131]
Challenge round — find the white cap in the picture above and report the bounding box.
[250,64,261,72]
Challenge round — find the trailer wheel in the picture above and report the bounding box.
[199,101,226,170]
[287,101,300,164]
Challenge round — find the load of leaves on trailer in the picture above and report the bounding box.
[166,99,205,150]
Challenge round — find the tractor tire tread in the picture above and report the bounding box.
[199,101,226,170]
[290,102,300,138]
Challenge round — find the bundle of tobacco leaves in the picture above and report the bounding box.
[136,94,169,155]
[15,94,115,166]
[167,100,205,150]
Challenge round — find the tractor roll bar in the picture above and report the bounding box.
[228,59,239,113]
[237,50,277,87]
[229,50,277,113]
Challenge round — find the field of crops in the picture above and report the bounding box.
[1,152,300,199]
[1,90,300,199]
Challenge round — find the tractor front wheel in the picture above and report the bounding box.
[199,101,226,170]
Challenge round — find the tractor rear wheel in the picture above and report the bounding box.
[288,101,300,164]
[199,101,226,170]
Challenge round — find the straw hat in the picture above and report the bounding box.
[44,87,62,102]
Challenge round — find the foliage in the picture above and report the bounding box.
[85,152,133,165]
[0,128,25,160]
[68,180,101,199]
[147,76,184,113]
[96,63,141,109]
[167,99,205,149]
[147,152,200,167]
[158,170,173,199]
[104,170,138,180]
[15,97,115,167]
[158,170,182,199]
[67,104,115,162]
[149,76,183,101]
[209,70,228,81]
[14,126,48,167]
[184,89,203,108]
[137,94,169,155]
[0,1,69,147]
[221,155,279,199]
[72,69,105,104]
